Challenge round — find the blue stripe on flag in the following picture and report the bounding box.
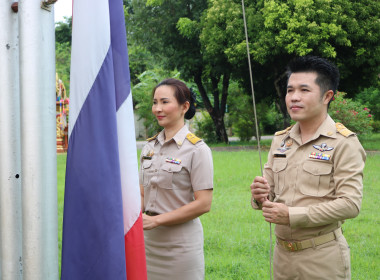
[61,47,126,279]
[109,0,131,109]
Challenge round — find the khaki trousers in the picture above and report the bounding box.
[273,235,351,280]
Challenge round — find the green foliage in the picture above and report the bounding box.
[329,92,373,135]
[356,87,380,132]
[177,18,200,39]
[356,87,380,121]
[201,0,380,126]
[132,69,180,137]
[227,81,283,140]
[227,87,255,141]
[258,102,284,134]
[55,17,72,94]
[55,17,72,44]
[128,44,158,86]
[193,111,218,143]
[56,42,71,94]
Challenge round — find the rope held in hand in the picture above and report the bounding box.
[241,1,273,279]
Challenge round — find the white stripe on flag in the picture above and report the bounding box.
[117,92,141,234]
[69,0,110,137]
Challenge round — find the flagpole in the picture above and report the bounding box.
[241,1,272,279]
[0,1,23,279]
[18,0,58,279]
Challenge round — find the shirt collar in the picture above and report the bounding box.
[156,125,189,148]
[289,115,337,144]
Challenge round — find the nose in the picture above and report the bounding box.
[290,90,301,102]
[152,103,162,112]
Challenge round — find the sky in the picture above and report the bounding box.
[54,0,72,23]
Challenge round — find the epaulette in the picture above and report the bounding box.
[146,133,159,142]
[336,123,354,137]
[274,125,293,136]
[186,133,202,145]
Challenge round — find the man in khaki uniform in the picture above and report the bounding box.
[251,56,366,279]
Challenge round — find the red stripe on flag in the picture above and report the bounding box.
[125,212,147,280]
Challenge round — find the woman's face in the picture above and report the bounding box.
[152,85,188,129]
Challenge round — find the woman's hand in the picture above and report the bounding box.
[142,213,159,230]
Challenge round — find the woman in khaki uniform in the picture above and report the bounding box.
[139,78,213,280]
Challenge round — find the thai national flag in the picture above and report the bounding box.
[61,0,147,279]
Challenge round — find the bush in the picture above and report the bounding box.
[356,87,380,121]
[258,102,284,134]
[329,92,373,135]
[193,111,218,143]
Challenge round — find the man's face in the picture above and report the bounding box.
[286,72,330,124]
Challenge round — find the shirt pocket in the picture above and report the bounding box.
[272,158,287,196]
[159,163,183,189]
[141,160,154,187]
[298,161,333,197]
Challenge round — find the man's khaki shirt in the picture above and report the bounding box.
[139,125,213,214]
[253,115,366,241]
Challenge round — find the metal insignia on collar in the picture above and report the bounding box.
[277,140,290,153]
[285,139,293,147]
[313,143,334,152]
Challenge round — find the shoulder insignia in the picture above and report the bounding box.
[275,125,293,136]
[186,133,202,145]
[146,133,159,142]
[336,123,354,137]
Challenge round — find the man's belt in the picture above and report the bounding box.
[145,211,159,216]
[277,228,343,252]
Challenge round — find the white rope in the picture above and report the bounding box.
[241,1,273,279]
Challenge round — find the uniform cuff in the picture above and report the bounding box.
[289,207,309,228]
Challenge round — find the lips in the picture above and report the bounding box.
[156,116,165,120]
[290,105,303,110]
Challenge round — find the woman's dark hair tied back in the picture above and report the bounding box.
[185,88,197,120]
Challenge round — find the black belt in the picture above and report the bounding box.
[145,211,159,216]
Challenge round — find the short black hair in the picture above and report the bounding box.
[286,56,340,95]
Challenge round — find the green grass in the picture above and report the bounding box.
[359,133,380,151]
[57,149,380,279]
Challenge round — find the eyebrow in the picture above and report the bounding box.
[287,84,311,88]
[153,97,170,101]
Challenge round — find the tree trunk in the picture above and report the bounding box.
[193,71,230,143]
[212,115,229,144]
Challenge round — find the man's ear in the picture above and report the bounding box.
[324,90,334,105]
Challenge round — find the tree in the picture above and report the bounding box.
[55,17,72,94]
[203,0,380,128]
[55,17,72,44]
[128,0,232,143]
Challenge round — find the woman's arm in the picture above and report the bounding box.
[142,189,213,230]
[140,184,145,213]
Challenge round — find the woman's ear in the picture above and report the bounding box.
[182,101,190,114]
